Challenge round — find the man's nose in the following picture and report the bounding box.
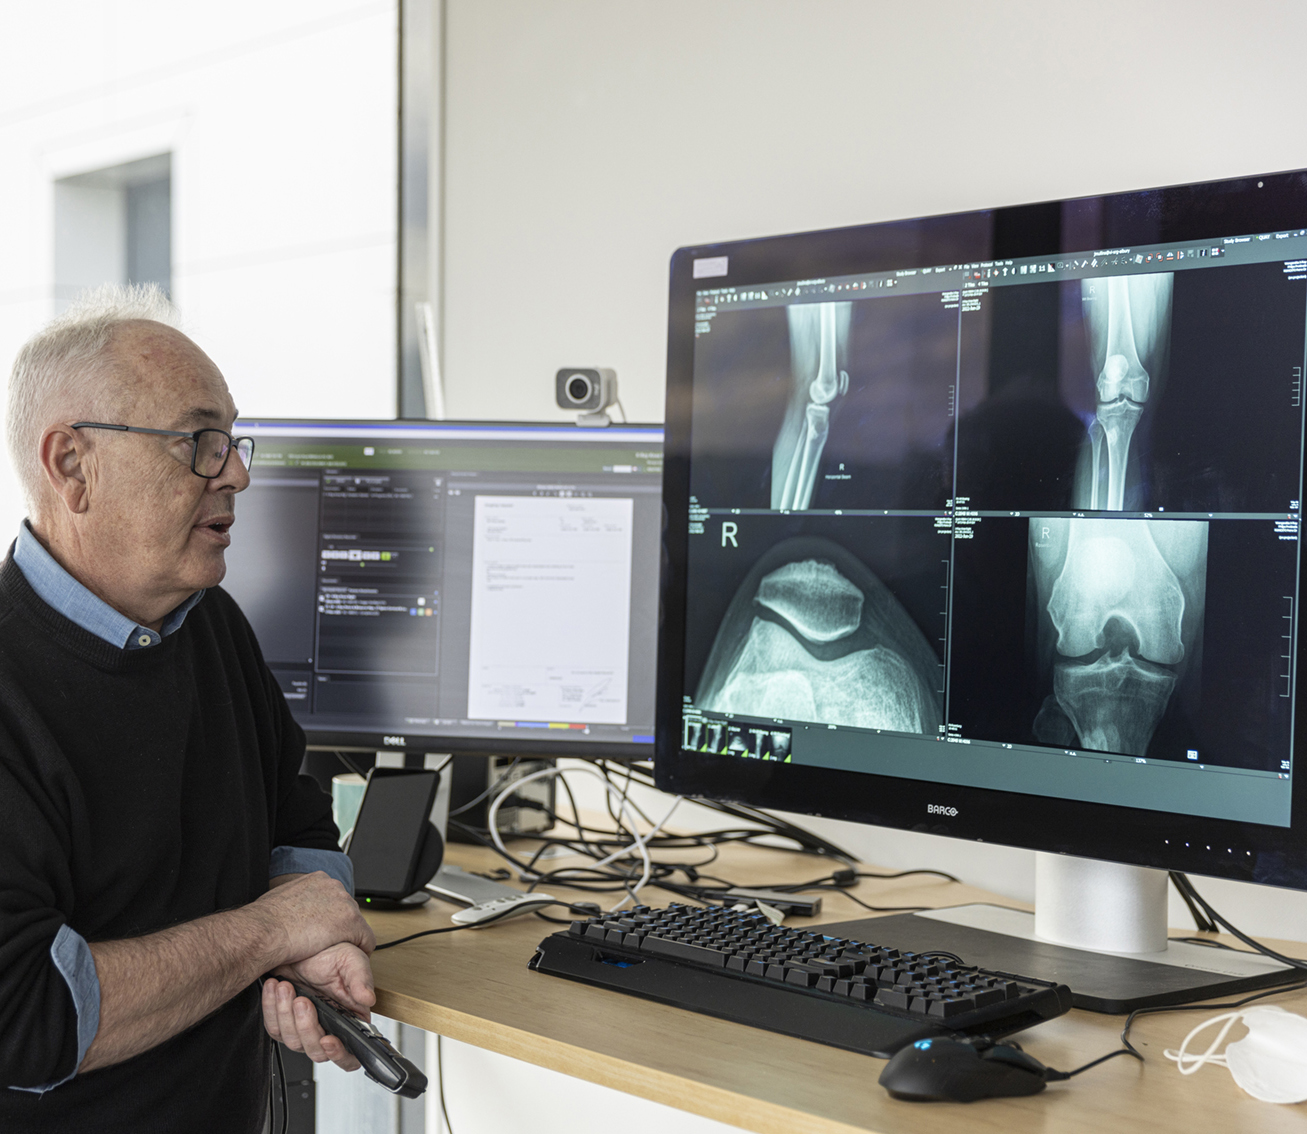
[212,450,251,492]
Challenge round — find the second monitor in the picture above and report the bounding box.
[221,420,664,758]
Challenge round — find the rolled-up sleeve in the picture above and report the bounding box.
[9,927,99,1094]
[0,754,87,1091]
[269,846,353,895]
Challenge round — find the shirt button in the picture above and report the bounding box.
[137,634,152,647]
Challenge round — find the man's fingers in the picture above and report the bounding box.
[274,982,305,1052]
[322,1036,361,1072]
[261,980,285,1043]
[262,976,366,1073]
[292,997,333,1063]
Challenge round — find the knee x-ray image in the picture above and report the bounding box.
[689,293,958,511]
[1073,273,1173,511]
[772,303,852,509]
[1029,517,1206,758]
[695,537,943,735]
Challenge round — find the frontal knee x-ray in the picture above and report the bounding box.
[771,303,851,510]
[696,538,942,734]
[1074,274,1173,511]
[1030,517,1206,757]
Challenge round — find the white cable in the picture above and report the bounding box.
[484,765,683,910]
[1164,1011,1243,1074]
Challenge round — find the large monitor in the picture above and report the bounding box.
[221,420,663,758]
[655,169,1307,1008]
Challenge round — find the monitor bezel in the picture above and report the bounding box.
[654,169,1307,890]
[232,416,661,762]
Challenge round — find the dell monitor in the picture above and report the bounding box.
[220,420,663,760]
[655,169,1307,1010]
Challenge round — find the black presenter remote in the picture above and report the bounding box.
[290,982,428,1098]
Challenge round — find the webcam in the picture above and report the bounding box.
[556,368,618,427]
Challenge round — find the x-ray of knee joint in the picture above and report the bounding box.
[1074,273,1173,511]
[771,303,852,510]
[1029,517,1206,757]
[695,537,943,735]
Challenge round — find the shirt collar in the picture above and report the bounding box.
[12,521,204,650]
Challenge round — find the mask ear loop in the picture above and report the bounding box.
[1164,1011,1244,1074]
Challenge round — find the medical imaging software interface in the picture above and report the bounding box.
[222,423,663,749]
[682,231,1307,827]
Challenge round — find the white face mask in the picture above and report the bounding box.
[1166,1006,1307,1104]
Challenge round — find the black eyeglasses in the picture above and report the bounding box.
[70,422,256,479]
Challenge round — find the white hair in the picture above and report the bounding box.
[6,283,181,515]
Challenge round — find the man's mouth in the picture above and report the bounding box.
[198,517,234,537]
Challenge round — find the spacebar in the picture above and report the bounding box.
[639,936,729,967]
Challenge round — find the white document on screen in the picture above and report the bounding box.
[466,495,634,724]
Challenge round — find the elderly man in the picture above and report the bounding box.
[0,286,376,1130]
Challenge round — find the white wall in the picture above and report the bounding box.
[439,0,1307,933]
[0,0,398,542]
[441,0,1307,426]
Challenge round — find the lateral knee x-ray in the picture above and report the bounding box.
[1074,273,1173,511]
[1030,517,1206,757]
[696,538,942,735]
[771,303,851,510]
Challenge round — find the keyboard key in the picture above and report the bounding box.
[641,936,729,967]
[928,997,977,1018]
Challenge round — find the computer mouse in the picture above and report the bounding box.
[878,1036,1051,1102]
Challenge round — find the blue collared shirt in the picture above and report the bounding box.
[10,521,352,1092]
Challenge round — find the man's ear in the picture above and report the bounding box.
[39,426,90,515]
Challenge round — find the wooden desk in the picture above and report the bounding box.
[365,841,1307,1134]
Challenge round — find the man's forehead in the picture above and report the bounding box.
[172,404,239,430]
[108,322,235,423]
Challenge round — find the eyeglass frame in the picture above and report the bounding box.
[69,422,256,480]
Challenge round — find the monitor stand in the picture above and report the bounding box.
[820,854,1299,1012]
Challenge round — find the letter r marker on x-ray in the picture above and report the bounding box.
[722,522,738,547]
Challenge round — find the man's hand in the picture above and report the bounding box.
[80,871,376,1075]
[263,943,375,1072]
[251,871,375,965]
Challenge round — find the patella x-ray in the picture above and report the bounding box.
[1029,517,1207,758]
[1074,274,1173,511]
[695,538,943,735]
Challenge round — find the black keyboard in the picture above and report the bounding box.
[529,904,1073,1058]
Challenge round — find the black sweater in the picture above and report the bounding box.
[0,555,340,1132]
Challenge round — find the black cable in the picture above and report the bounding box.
[272,1039,289,1134]
[373,898,601,950]
[814,889,929,914]
[334,750,372,778]
[373,905,530,949]
[856,868,960,885]
[1046,1046,1142,1080]
[1171,873,1307,972]
[1169,870,1218,932]
[1119,980,1307,1059]
[917,951,965,964]
[586,758,857,862]
[448,757,522,818]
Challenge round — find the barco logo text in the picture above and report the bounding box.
[927,804,958,817]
